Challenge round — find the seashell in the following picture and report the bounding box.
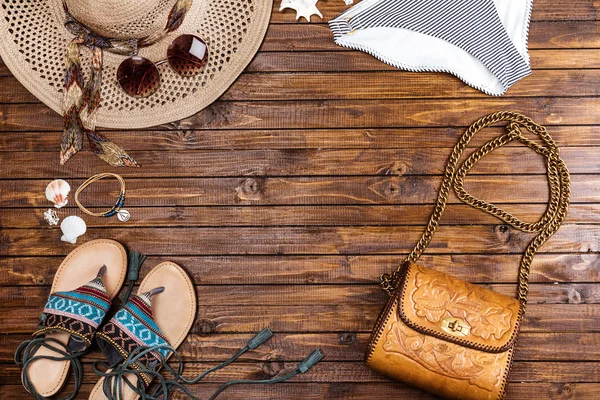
[43,208,60,226]
[280,0,322,22]
[46,179,71,208]
[60,216,86,244]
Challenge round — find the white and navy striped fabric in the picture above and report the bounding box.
[329,0,533,95]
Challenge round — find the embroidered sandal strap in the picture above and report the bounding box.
[380,112,571,313]
[15,266,110,399]
[34,266,111,351]
[96,288,170,389]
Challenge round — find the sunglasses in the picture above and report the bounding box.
[116,34,209,98]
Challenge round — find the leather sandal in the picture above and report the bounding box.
[89,261,197,400]
[15,239,128,399]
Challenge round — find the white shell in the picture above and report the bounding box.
[280,0,322,22]
[43,208,60,226]
[45,179,71,208]
[60,216,87,244]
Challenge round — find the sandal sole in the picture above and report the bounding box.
[89,261,197,400]
[22,239,127,397]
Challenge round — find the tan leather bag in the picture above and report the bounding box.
[365,112,571,400]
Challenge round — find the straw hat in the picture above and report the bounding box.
[0,0,272,165]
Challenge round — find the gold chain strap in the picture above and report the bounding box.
[380,112,571,313]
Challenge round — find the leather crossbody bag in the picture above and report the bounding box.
[365,112,571,400]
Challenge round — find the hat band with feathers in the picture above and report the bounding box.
[60,0,192,167]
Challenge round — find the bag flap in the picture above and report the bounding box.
[397,262,523,353]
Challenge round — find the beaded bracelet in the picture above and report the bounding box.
[75,173,130,222]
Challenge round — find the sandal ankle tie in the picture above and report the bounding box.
[93,327,324,400]
[15,337,85,400]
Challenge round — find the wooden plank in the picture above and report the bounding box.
[3,332,600,364]
[5,70,600,103]
[1,49,600,81]
[1,126,598,152]
[1,98,598,132]
[224,70,600,100]
[1,383,599,400]
[1,203,598,228]
[0,224,596,256]
[1,175,596,207]
[1,361,599,384]
[260,22,600,52]
[3,283,600,310]
[163,97,600,129]
[247,50,600,72]
[2,304,599,334]
[0,147,598,178]
[2,253,598,286]
[2,21,596,77]
[269,1,600,22]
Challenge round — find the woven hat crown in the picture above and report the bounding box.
[64,0,178,39]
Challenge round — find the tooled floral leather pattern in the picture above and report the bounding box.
[383,317,506,393]
[410,265,514,341]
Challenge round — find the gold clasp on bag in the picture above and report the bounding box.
[441,317,470,337]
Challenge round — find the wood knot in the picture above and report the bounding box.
[347,108,364,118]
[386,182,399,195]
[165,120,187,130]
[170,206,185,221]
[567,287,583,304]
[580,241,600,253]
[338,332,356,346]
[369,177,405,200]
[235,178,264,201]
[194,319,217,335]
[260,358,285,378]
[378,161,408,176]
[558,383,576,398]
[494,225,511,244]
[380,180,401,199]
[448,127,460,137]
[341,256,353,273]
[177,130,196,143]
[363,129,376,143]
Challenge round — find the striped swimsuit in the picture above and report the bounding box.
[329,0,533,95]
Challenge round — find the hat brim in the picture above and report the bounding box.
[0,0,272,129]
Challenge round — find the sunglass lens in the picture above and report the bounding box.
[117,56,160,98]
[167,34,209,77]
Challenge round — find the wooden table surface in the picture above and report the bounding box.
[1,1,599,399]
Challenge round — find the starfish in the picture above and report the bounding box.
[279,0,323,22]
